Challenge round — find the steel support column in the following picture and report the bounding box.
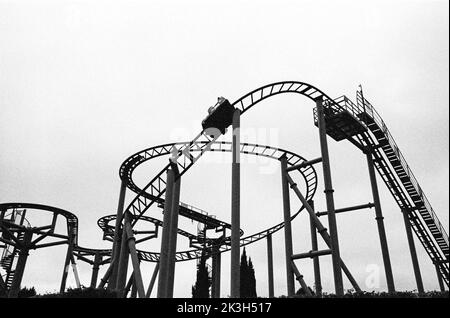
[60,233,75,293]
[124,271,135,297]
[266,233,274,298]
[316,96,343,295]
[98,258,114,289]
[115,225,130,295]
[0,273,6,293]
[124,212,146,298]
[211,247,221,298]
[402,209,424,293]
[157,168,176,298]
[366,153,395,292]
[291,261,312,296]
[435,263,445,292]
[70,255,81,288]
[280,156,295,296]
[130,282,137,298]
[109,178,127,290]
[230,108,241,298]
[146,262,160,298]
[308,200,322,296]
[9,231,33,298]
[90,252,102,288]
[166,169,181,298]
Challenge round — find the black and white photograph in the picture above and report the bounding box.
[0,0,448,309]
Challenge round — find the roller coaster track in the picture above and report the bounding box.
[352,94,448,286]
[312,92,449,286]
[117,80,447,282]
[2,80,447,292]
[0,140,317,291]
[119,82,336,231]
[100,140,317,261]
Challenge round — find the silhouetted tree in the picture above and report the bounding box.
[296,286,314,297]
[192,252,211,298]
[248,258,257,297]
[240,248,257,297]
[18,286,37,298]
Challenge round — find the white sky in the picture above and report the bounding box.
[0,0,448,297]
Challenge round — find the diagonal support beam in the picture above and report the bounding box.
[146,262,160,298]
[124,213,146,298]
[308,200,322,296]
[285,172,361,292]
[124,271,135,298]
[291,261,313,296]
[98,257,115,289]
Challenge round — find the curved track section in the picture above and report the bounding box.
[119,82,335,230]
[119,80,448,279]
[99,140,318,261]
[1,141,318,264]
[0,203,79,245]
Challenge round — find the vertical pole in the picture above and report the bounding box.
[146,262,160,298]
[402,209,424,293]
[70,255,81,288]
[130,282,137,298]
[308,200,322,296]
[166,169,181,298]
[115,225,129,296]
[109,178,127,290]
[60,233,75,293]
[211,247,221,298]
[90,252,103,288]
[435,263,445,292]
[230,108,241,298]
[316,96,344,296]
[124,213,146,298]
[280,156,295,296]
[157,168,175,298]
[9,231,33,298]
[366,153,395,292]
[266,233,274,298]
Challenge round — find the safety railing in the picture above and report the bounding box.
[355,91,449,249]
[180,202,213,218]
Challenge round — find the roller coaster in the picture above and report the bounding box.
[1,81,448,298]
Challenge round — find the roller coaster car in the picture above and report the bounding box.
[201,97,235,136]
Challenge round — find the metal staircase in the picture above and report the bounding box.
[0,209,30,293]
[1,231,24,290]
[314,91,449,287]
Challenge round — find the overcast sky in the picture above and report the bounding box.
[0,0,448,297]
